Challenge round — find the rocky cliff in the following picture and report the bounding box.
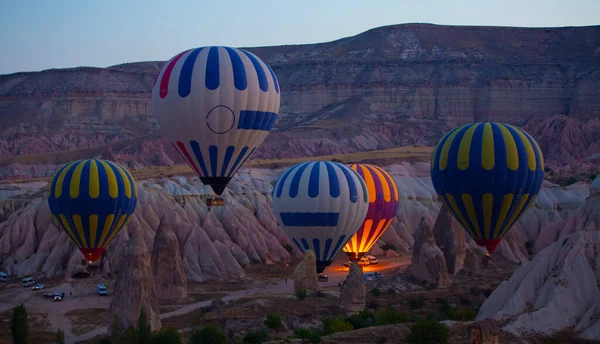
[0,165,591,282]
[1,24,599,180]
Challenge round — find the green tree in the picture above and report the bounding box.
[10,303,28,344]
[406,319,449,344]
[377,308,408,325]
[321,317,353,335]
[151,327,182,344]
[264,313,283,333]
[242,329,270,344]
[122,326,137,344]
[188,325,227,344]
[293,328,321,343]
[370,288,382,297]
[110,316,122,344]
[295,288,307,300]
[55,328,65,344]
[137,308,152,344]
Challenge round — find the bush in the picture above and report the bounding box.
[152,327,182,344]
[137,308,152,344]
[408,298,424,310]
[454,307,477,321]
[406,319,449,344]
[377,308,408,325]
[322,317,353,335]
[10,303,28,344]
[122,326,137,344]
[188,325,227,344]
[370,288,382,297]
[295,288,307,300]
[376,338,388,344]
[293,328,321,343]
[380,243,397,251]
[243,329,270,344]
[346,309,377,329]
[264,313,283,332]
[55,329,65,344]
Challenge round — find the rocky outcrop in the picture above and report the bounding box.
[476,230,600,340]
[1,25,599,181]
[432,205,466,274]
[108,228,161,334]
[339,262,366,313]
[292,250,319,294]
[151,217,187,302]
[410,217,449,286]
[468,319,500,344]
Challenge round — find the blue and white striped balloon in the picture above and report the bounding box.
[271,161,369,273]
[152,46,280,197]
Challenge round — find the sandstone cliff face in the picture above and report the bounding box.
[0,166,591,282]
[1,24,599,181]
[339,262,366,313]
[108,228,161,334]
[151,217,187,302]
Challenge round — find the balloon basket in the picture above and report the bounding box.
[344,251,365,262]
[207,196,225,207]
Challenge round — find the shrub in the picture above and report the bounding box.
[322,317,353,335]
[293,328,321,343]
[346,309,377,329]
[55,329,65,344]
[264,313,283,332]
[377,308,408,325]
[188,325,226,344]
[376,338,388,344]
[137,308,152,344]
[10,303,28,344]
[406,319,449,344]
[295,288,307,300]
[454,307,477,321]
[408,298,424,310]
[370,288,382,297]
[243,329,270,344]
[380,243,397,251]
[152,327,182,344]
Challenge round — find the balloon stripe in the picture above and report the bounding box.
[301,239,310,250]
[440,125,468,170]
[313,239,321,261]
[336,163,359,203]
[328,235,347,261]
[482,193,493,238]
[205,47,220,90]
[264,62,280,94]
[113,164,132,198]
[325,162,340,198]
[73,214,88,248]
[89,215,98,248]
[55,161,77,198]
[209,146,218,177]
[99,161,119,198]
[159,50,188,98]
[69,161,86,198]
[237,111,278,131]
[461,194,482,239]
[59,214,82,248]
[493,194,514,238]
[308,162,321,198]
[499,194,530,238]
[275,161,297,198]
[482,123,495,170]
[457,124,479,170]
[224,47,248,91]
[498,124,519,171]
[279,212,340,226]
[369,165,391,202]
[364,219,387,253]
[240,50,268,92]
[178,47,204,97]
[289,163,311,198]
[444,194,473,237]
[322,238,333,261]
[188,141,210,176]
[103,214,128,248]
[524,130,545,170]
[97,214,115,248]
[509,125,536,171]
[220,146,236,177]
[89,160,100,198]
[227,146,249,177]
[358,219,374,253]
[231,147,256,176]
[292,238,303,252]
[360,165,376,203]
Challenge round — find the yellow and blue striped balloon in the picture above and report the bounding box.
[47,159,138,262]
[430,122,544,254]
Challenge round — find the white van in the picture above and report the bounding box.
[21,277,35,287]
[0,272,8,282]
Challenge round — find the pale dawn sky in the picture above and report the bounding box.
[0,0,598,74]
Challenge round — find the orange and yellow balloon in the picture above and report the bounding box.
[343,163,400,260]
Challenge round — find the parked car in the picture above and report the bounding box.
[96,284,108,296]
[53,292,64,302]
[0,272,7,282]
[365,255,378,264]
[318,274,328,282]
[21,277,35,288]
[32,283,45,290]
[343,261,352,268]
[363,272,383,281]
[358,257,371,267]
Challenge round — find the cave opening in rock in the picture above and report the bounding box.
[71,271,90,279]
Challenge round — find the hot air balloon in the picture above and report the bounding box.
[271,161,369,273]
[152,46,280,207]
[47,159,138,262]
[342,164,400,261]
[430,122,544,254]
